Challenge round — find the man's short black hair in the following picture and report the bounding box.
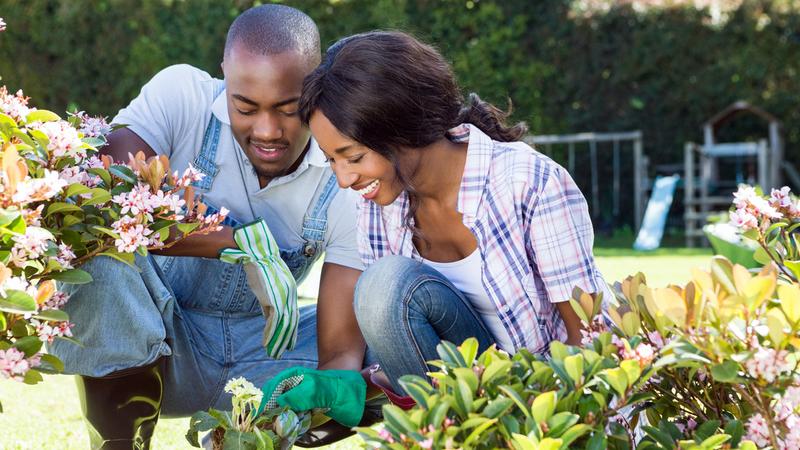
[224,4,320,62]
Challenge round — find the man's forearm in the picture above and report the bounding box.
[151,226,237,258]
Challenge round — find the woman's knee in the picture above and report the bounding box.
[354,255,422,328]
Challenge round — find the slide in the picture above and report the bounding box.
[633,174,680,251]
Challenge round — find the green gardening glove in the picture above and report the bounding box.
[256,367,367,428]
[219,219,298,359]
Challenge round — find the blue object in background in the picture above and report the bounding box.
[634,175,680,251]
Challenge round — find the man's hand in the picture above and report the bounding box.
[257,367,366,427]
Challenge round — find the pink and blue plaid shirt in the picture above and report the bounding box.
[357,124,609,354]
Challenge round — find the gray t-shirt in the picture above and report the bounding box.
[113,64,362,271]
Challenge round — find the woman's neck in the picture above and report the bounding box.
[408,137,468,206]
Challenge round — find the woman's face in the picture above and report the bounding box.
[309,111,404,206]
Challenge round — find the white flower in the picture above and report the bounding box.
[12,169,69,204]
[11,226,55,261]
[0,17,6,32]
[745,346,791,382]
[0,87,32,121]
[31,319,74,343]
[111,216,153,253]
[32,120,86,161]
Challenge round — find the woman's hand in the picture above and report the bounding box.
[256,367,367,427]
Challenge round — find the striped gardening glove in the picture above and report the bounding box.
[219,219,298,358]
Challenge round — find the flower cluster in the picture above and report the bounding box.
[730,185,800,231]
[0,83,226,399]
[744,345,792,383]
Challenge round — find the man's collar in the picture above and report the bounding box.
[211,88,230,125]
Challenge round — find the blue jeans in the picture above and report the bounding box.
[48,254,319,418]
[354,255,496,393]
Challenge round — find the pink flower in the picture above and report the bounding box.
[0,86,32,121]
[32,120,86,161]
[419,438,434,449]
[0,17,6,32]
[647,330,666,350]
[729,208,758,230]
[32,319,74,343]
[745,414,771,448]
[0,348,40,381]
[69,111,112,138]
[42,291,69,311]
[376,425,394,443]
[745,346,791,382]
[111,216,153,253]
[732,184,782,222]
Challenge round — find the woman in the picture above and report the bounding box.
[298,31,610,393]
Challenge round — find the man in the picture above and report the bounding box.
[50,5,369,449]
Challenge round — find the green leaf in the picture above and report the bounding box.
[545,412,579,437]
[398,375,432,409]
[177,222,201,235]
[436,340,467,367]
[559,424,591,448]
[549,340,569,361]
[88,225,120,239]
[0,290,37,314]
[564,354,584,384]
[498,385,532,419]
[699,434,730,448]
[425,399,451,428]
[694,420,721,441]
[45,202,83,217]
[109,165,138,184]
[82,188,112,206]
[26,110,62,123]
[464,418,498,446]
[620,359,642,384]
[643,425,675,449]
[585,432,606,450]
[510,433,538,450]
[48,268,93,284]
[0,208,22,227]
[37,353,65,373]
[710,360,739,383]
[458,337,479,365]
[14,335,43,357]
[382,405,417,436]
[454,377,474,417]
[482,359,513,385]
[723,420,744,447]
[23,368,43,385]
[600,367,628,397]
[483,396,514,419]
[532,391,557,424]
[33,309,69,322]
[64,183,92,198]
[87,168,112,187]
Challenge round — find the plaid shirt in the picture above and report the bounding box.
[357,124,609,353]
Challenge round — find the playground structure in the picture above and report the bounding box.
[684,101,785,247]
[525,131,647,233]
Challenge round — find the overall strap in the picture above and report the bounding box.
[191,81,226,190]
[300,173,339,245]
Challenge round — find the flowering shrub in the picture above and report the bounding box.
[0,85,225,406]
[357,335,756,450]
[729,185,800,282]
[186,376,318,450]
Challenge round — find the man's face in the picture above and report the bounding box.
[222,45,314,186]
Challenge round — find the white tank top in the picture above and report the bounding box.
[423,249,515,352]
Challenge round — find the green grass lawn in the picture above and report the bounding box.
[0,246,713,449]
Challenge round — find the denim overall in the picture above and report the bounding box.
[50,85,339,417]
